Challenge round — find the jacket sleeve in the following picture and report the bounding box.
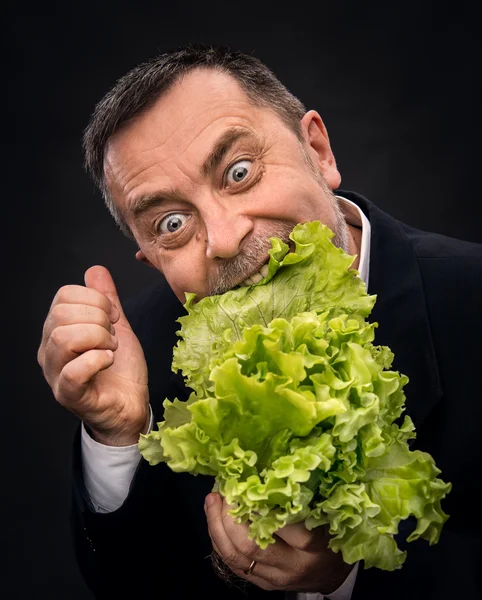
[67,280,276,599]
[68,280,199,597]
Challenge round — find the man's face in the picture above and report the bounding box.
[104,69,345,301]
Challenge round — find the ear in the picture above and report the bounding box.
[135,249,157,269]
[300,110,341,190]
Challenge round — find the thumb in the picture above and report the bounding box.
[84,265,126,325]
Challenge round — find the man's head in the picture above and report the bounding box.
[84,45,353,301]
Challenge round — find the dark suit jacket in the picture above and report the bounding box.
[71,191,482,599]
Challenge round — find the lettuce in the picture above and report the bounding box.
[139,221,451,571]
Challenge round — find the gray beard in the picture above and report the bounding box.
[207,198,350,297]
[208,221,295,296]
[331,195,351,254]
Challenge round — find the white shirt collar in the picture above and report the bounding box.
[335,195,371,289]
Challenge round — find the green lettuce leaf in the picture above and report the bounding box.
[138,221,451,570]
[171,221,375,396]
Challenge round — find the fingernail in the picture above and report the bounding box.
[110,324,115,335]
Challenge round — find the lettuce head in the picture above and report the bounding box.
[139,221,451,571]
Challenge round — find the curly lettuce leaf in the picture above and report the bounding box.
[172,221,375,396]
[139,221,451,569]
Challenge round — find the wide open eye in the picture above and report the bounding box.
[225,159,252,185]
[158,213,189,234]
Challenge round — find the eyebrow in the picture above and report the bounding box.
[128,188,186,221]
[200,127,254,179]
[127,127,256,222]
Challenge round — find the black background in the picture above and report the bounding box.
[5,1,481,598]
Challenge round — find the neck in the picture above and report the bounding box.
[347,224,362,271]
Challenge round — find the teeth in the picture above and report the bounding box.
[239,261,270,287]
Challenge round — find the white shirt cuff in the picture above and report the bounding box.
[80,406,154,513]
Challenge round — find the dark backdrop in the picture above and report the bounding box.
[5,1,481,598]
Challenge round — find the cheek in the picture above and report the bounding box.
[160,252,208,301]
[263,178,334,225]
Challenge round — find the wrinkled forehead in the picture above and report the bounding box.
[103,69,288,199]
[106,69,265,162]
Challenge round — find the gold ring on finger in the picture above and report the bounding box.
[244,559,256,576]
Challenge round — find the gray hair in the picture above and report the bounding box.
[82,44,307,239]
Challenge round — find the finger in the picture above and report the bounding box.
[275,521,330,553]
[205,494,246,573]
[57,349,115,409]
[39,288,117,363]
[204,494,293,587]
[43,323,118,385]
[84,266,125,325]
[52,284,116,323]
[49,303,114,335]
[210,533,286,592]
[219,497,295,570]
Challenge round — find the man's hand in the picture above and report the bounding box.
[37,265,149,446]
[204,493,353,594]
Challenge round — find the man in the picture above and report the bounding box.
[37,46,481,599]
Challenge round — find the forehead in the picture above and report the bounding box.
[106,70,269,167]
[103,70,286,200]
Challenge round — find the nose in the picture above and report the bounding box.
[203,207,254,260]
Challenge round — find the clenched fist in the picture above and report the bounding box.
[37,265,149,446]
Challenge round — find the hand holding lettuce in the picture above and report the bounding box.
[139,221,451,571]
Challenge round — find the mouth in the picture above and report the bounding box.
[236,238,296,290]
[210,232,295,296]
[238,260,270,287]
